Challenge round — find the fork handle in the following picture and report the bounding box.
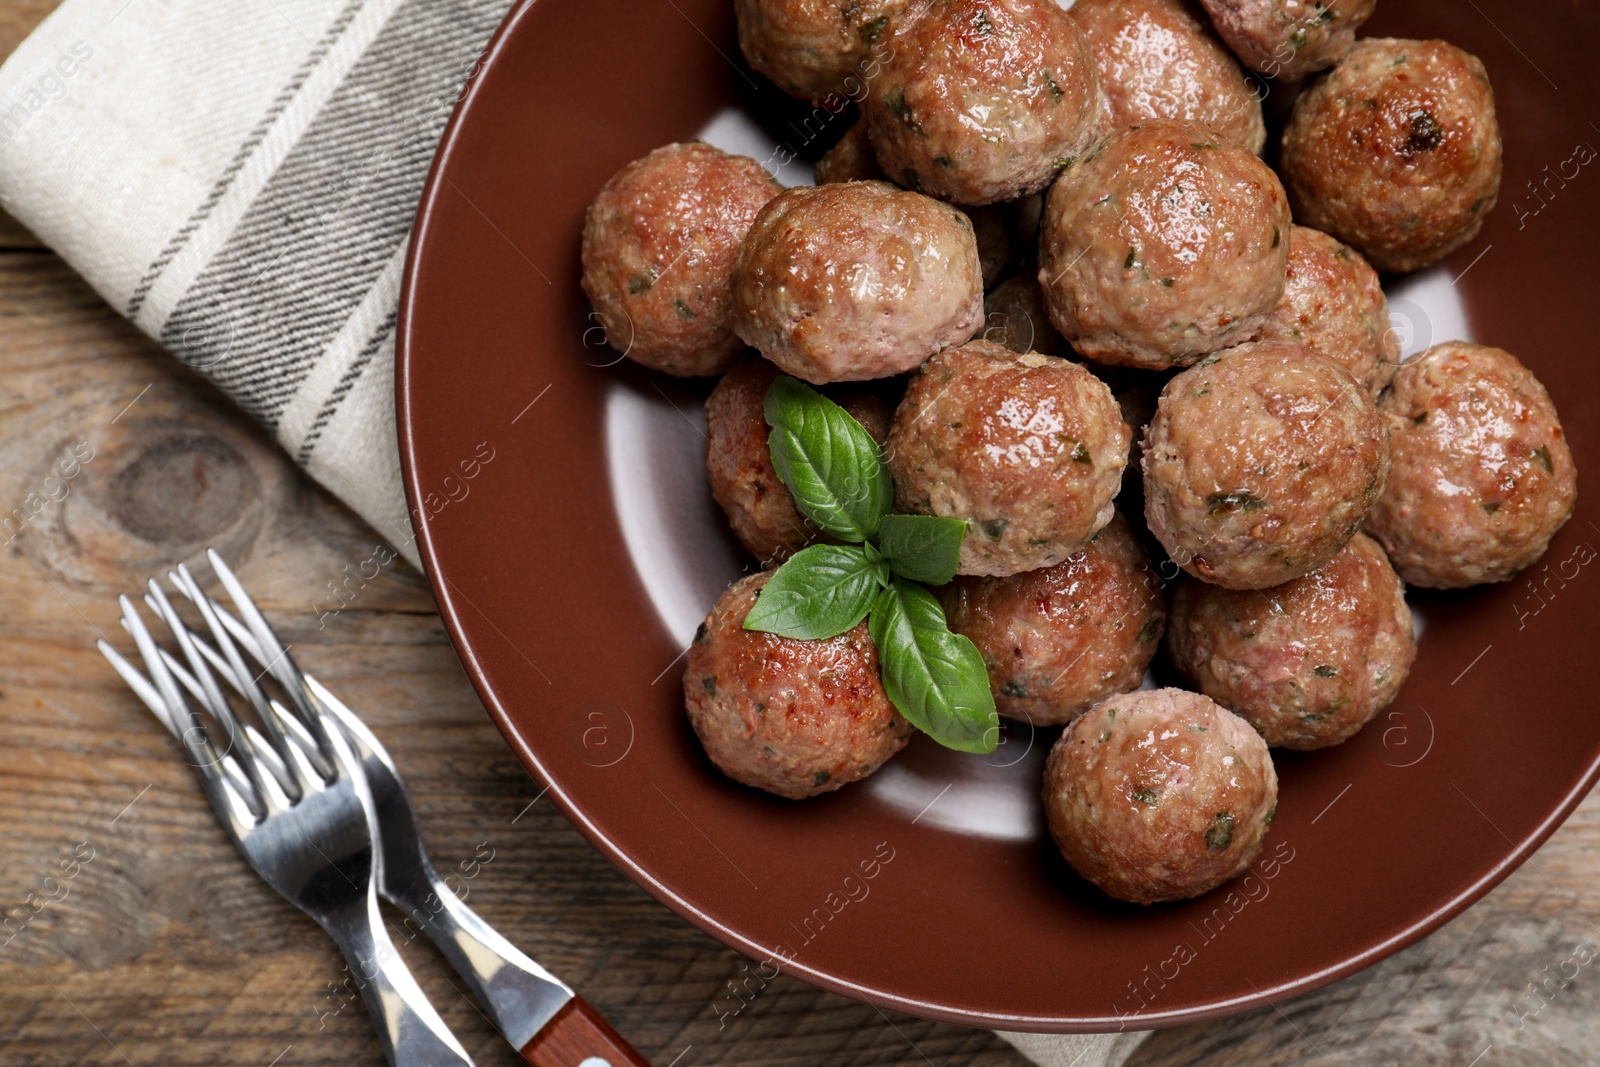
[324,897,477,1067]
[518,996,651,1067]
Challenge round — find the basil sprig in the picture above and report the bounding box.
[742,375,999,754]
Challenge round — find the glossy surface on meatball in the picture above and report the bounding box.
[730,182,984,383]
[1256,226,1400,396]
[1281,38,1502,274]
[1168,533,1415,749]
[1039,120,1291,369]
[887,339,1131,576]
[1366,343,1577,588]
[863,0,1103,205]
[944,514,1165,725]
[1043,688,1278,904]
[1200,0,1375,79]
[705,358,894,566]
[685,572,914,800]
[734,0,903,103]
[581,143,781,376]
[1143,341,1390,589]
[1071,0,1265,154]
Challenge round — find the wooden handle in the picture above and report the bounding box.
[519,996,651,1067]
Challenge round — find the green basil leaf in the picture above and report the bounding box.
[764,375,892,543]
[743,545,889,640]
[869,579,998,753]
[875,514,967,585]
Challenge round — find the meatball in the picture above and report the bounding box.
[581,143,781,376]
[1366,343,1577,588]
[734,0,903,104]
[1168,533,1415,750]
[1255,226,1400,396]
[730,181,984,383]
[1039,120,1291,369]
[1199,0,1375,79]
[863,0,1103,205]
[814,120,886,184]
[1043,688,1278,904]
[1280,38,1503,274]
[982,272,1072,357]
[1143,341,1389,589]
[1070,0,1265,154]
[943,514,1165,725]
[886,339,1130,576]
[706,357,894,565]
[685,572,914,799]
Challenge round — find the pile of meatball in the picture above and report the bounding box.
[579,0,1578,905]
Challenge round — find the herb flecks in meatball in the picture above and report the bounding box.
[1365,342,1577,588]
[1280,38,1502,274]
[944,514,1165,725]
[1255,225,1400,396]
[1142,340,1390,589]
[734,0,905,104]
[581,142,780,377]
[1043,688,1278,904]
[1199,0,1375,79]
[730,181,984,383]
[1168,533,1416,749]
[1070,0,1266,154]
[1039,120,1291,370]
[685,572,914,799]
[887,340,1130,577]
[863,0,1104,205]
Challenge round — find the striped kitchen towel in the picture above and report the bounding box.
[0,1,1146,1062]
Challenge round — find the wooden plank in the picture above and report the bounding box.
[0,251,1031,1065]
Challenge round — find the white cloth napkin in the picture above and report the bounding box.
[0,1,1150,1061]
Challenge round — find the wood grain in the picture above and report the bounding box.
[520,997,652,1067]
[0,2,1597,1065]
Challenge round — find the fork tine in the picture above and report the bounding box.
[119,595,258,834]
[145,579,285,809]
[99,638,265,804]
[148,638,296,805]
[206,550,336,763]
[171,563,326,788]
[178,618,322,799]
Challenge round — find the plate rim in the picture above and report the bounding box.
[393,0,1600,1033]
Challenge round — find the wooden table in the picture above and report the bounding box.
[1,4,1597,1065]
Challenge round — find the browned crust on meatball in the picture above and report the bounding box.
[734,0,904,104]
[706,357,894,566]
[1199,0,1375,79]
[1255,225,1401,396]
[1043,688,1278,904]
[943,514,1166,725]
[1365,342,1577,588]
[863,0,1104,205]
[1142,341,1390,589]
[888,339,1131,576]
[581,143,781,377]
[1039,120,1291,369]
[1070,0,1266,154]
[730,181,985,383]
[684,572,914,799]
[1168,533,1416,749]
[1280,38,1502,274]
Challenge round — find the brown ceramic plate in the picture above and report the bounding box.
[396,0,1600,1032]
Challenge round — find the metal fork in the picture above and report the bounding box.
[102,558,577,1051]
[105,567,476,1067]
